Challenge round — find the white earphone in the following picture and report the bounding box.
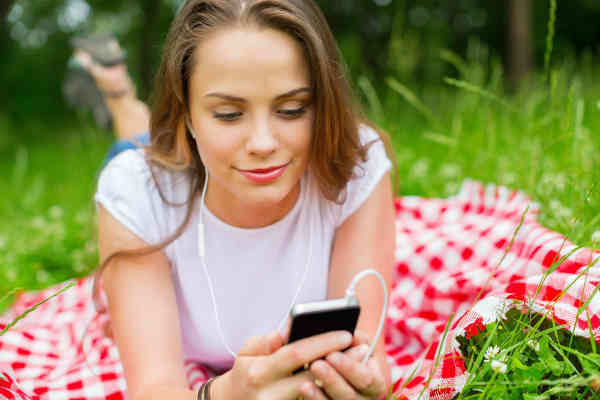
[188,119,386,364]
[189,120,315,358]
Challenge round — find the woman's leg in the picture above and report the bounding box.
[100,132,151,169]
[72,46,152,168]
[73,48,150,141]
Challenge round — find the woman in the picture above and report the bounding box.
[91,0,396,399]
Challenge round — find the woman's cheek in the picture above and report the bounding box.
[195,132,240,169]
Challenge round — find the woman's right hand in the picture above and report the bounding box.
[212,329,355,400]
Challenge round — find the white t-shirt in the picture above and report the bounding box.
[94,124,391,373]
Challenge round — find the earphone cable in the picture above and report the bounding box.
[345,269,389,365]
[197,169,314,358]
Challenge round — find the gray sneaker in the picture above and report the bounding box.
[62,34,127,131]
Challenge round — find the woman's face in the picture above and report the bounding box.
[188,27,314,226]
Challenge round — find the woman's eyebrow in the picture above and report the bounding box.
[204,87,311,102]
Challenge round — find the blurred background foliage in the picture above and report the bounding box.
[1,0,599,125]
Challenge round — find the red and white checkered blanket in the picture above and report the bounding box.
[1,179,599,400]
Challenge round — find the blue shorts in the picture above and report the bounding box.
[100,133,151,170]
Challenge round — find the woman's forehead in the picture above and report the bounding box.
[189,27,311,100]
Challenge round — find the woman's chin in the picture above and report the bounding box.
[243,187,293,208]
[238,181,300,211]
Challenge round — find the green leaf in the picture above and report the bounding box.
[523,393,548,400]
[581,353,600,375]
[538,337,565,376]
[511,356,529,370]
[513,360,546,388]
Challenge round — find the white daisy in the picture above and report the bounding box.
[491,360,507,374]
[484,345,500,362]
[526,340,540,352]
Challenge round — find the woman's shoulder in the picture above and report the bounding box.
[319,122,392,228]
[357,122,381,144]
[95,149,188,246]
[96,148,195,216]
[101,148,188,190]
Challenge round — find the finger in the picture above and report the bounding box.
[299,379,330,400]
[309,359,356,400]
[353,330,370,346]
[237,335,271,357]
[345,343,370,362]
[325,350,384,397]
[368,357,389,397]
[282,317,291,343]
[261,370,319,400]
[266,330,285,353]
[269,331,354,378]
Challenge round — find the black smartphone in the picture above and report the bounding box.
[287,296,361,374]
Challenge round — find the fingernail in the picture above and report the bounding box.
[314,378,323,388]
[338,332,352,345]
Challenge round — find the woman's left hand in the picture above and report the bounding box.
[301,332,389,399]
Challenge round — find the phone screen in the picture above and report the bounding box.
[287,305,361,344]
[287,304,360,374]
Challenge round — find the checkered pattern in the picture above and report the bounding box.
[1,179,598,400]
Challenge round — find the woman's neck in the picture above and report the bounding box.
[203,182,301,229]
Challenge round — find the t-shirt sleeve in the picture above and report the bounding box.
[94,149,164,245]
[330,124,392,228]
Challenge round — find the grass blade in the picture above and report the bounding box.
[0,282,75,336]
[386,77,439,127]
[544,0,558,82]
[443,78,516,112]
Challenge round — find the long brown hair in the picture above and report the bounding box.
[92,0,395,321]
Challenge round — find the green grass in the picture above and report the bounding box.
[0,118,114,314]
[1,1,599,396]
[0,56,599,312]
[0,48,599,399]
[456,308,600,399]
[365,51,599,252]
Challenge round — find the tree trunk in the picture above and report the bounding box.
[138,0,161,100]
[507,0,533,91]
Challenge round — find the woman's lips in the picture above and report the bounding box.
[238,163,289,183]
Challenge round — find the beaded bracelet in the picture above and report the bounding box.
[197,377,217,400]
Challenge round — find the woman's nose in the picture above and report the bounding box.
[245,117,278,156]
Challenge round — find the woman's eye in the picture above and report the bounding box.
[214,112,242,121]
[278,107,306,118]
[214,106,307,122]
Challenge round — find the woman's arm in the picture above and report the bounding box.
[97,204,196,400]
[327,171,396,388]
[99,200,371,400]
